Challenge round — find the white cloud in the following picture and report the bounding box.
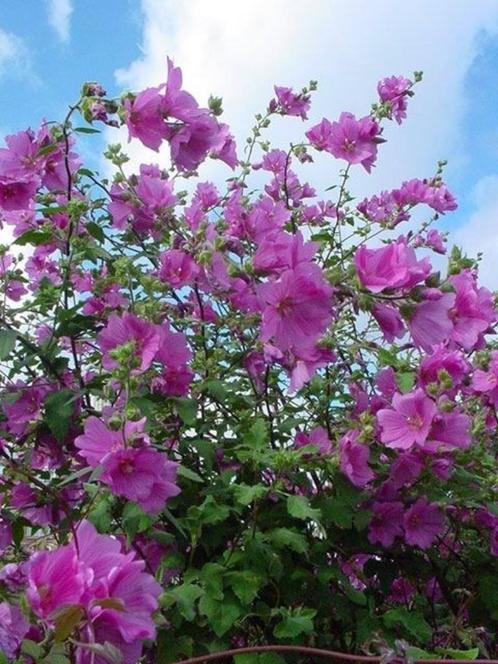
[452,175,498,288]
[103,0,498,284]
[0,27,31,78]
[46,0,73,43]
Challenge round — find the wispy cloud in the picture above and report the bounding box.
[46,0,73,43]
[0,27,32,78]
[105,0,498,284]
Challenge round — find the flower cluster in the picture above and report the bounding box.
[1,59,498,663]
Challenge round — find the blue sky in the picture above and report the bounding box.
[2,1,498,284]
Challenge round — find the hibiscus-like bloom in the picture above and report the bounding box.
[101,447,180,515]
[403,498,444,549]
[377,388,437,450]
[339,430,374,487]
[27,520,161,664]
[407,292,454,352]
[158,249,200,287]
[377,75,412,124]
[0,602,29,659]
[295,426,332,455]
[372,303,406,342]
[27,544,86,619]
[448,270,496,350]
[271,86,311,119]
[473,351,498,405]
[427,411,471,451]
[258,263,333,351]
[253,231,318,275]
[123,86,166,151]
[307,112,382,172]
[368,501,404,547]
[97,312,160,372]
[355,240,431,293]
[0,517,12,554]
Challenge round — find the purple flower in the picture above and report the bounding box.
[158,249,200,287]
[97,313,160,372]
[101,447,180,515]
[272,86,310,119]
[377,75,411,124]
[258,263,333,351]
[368,501,404,547]
[403,498,444,549]
[355,240,431,293]
[339,430,374,487]
[295,426,332,455]
[0,602,29,659]
[377,388,437,450]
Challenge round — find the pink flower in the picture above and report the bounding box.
[473,352,498,405]
[158,249,200,287]
[271,86,310,119]
[0,518,12,554]
[101,447,180,515]
[253,231,318,275]
[355,240,431,293]
[389,452,423,489]
[388,577,416,603]
[427,411,471,450]
[74,416,126,467]
[408,293,454,352]
[123,86,166,151]
[372,303,406,342]
[310,112,382,172]
[27,544,85,619]
[258,263,333,350]
[0,602,29,659]
[377,388,437,450]
[368,501,404,547]
[295,426,332,455]
[339,430,374,487]
[403,498,444,549]
[377,75,411,124]
[419,346,469,392]
[97,313,160,372]
[448,270,496,350]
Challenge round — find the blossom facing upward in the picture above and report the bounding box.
[403,498,444,549]
[377,388,437,450]
[355,240,431,293]
[97,313,160,373]
[258,263,333,351]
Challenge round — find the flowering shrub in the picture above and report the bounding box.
[0,59,497,663]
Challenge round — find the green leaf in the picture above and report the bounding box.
[378,347,398,367]
[406,647,435,660]
[245,418,267,447]
[170,583,204,621]
[436,648,480,660]
[86,221,105,243]
[54,604,85,641]
[175,398,197,425]
[44,389,77,442]
[0,329,17,360]
[74,126,101,134]
[287,495,321,522]
[198,495,230,525]
[0,651,8,664]
[177,465,204,483]
[267,528,308,554]
[198,593,242,637]
[122,502,152,540]
[396,371,416,393]
[233,483,267,506]
[384,607,431,643]
[226,570,263,604]
[15,229,53,246]
[234,656,285,664]
[22,640,44,659]
[273,607,316,639]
